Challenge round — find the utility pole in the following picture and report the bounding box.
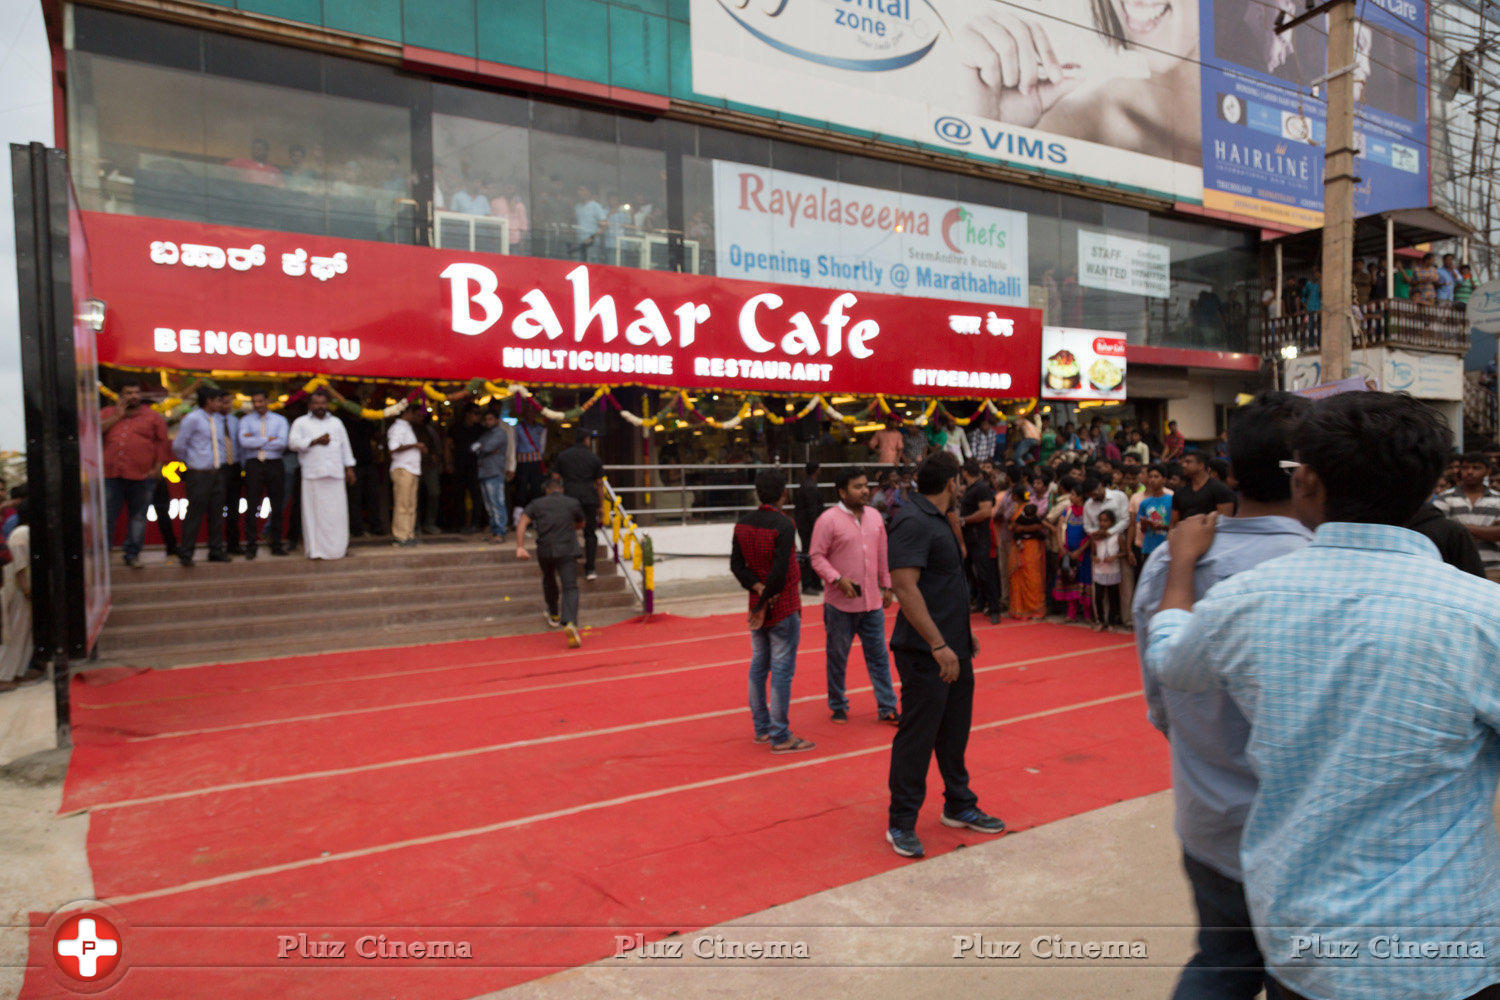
[1280,0,1359,381]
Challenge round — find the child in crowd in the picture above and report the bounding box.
[1091,510,1124,631]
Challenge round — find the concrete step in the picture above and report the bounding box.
[95,602,643,668]
[99,581,639,653]
[117,538,610,579]
[106,573,630,627]
[109,558,620,606]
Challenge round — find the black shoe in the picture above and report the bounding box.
[878,711,900,726]
[350,530,367,538]
[270,545,290,556]
[987,611,1001,625]
[244,547,257,561]
[178,555,194,567]
[830,709,848,724]
[122,554,141,568]
[207,553,233,563]
[940,808,1006,834]
[226,546,244,555]
[886,827,924,858]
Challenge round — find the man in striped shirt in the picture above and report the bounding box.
[1436,451,1500,581]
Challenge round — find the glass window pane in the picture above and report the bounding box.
[432,112,532,255]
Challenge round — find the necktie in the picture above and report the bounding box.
[258,414,267,462]
[210,415,221,467]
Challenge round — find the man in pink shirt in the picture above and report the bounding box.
[869,421,904,467]
[810,467,899,725]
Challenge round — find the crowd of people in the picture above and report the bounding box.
[729,388,1500,999]
[99,384,603,566]
[1279,252,1479,316]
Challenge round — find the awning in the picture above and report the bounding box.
[1267,205,1474,261]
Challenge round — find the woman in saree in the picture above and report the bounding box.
[1008,486,1048,620]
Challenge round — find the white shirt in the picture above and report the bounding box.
[387,419,422,476]
[288,413,355,479]
[1092,533,1123,585]
[1083,489,1131,538]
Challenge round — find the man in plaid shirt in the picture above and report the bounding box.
[731,469,814,754]
[1144,392,1500,1000]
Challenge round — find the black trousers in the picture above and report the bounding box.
[219,463,243,549]
[150,477,178,553]
[1171,853,1270,1000]
[539,554,579,626]
[887,648,979,830]
[458,471,485,529]
[241,457,285,551]
[347,464,381,535]
[1094,582,1123,627]
[513,460,544,513]
[967,542,1001,614]
[179,468,226,560]
[580,504,600,574]
[420,467,442,531]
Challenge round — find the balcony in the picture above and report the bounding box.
[1260,299,1471,360]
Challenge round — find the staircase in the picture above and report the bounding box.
[97,535,638,668]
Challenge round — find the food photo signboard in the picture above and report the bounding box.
[1040,327,1127,401]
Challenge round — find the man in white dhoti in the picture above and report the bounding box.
[288,389,356,560]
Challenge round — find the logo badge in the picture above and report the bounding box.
[54,914,122,982]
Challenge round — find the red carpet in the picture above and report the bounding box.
[24,609,1168,998]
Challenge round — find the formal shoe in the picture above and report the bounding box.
[585,571,598,581]
[178,556,194,567]
[226,546,244,556]
[122,554,141,568]
[830,709,848,724]
[770,736,815,754]
[164,546,178,559]
[207,553,233,563]
[564,623,582,648]
[244,548,257,561]
[545,612,561,628]
[988,611,1001,625]
[421,525,441,535]
[271,545,290,556]
[878,711,901,726]
[940,808,1006,834]
[886,827,925,858]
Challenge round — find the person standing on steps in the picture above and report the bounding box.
[515,473,585,649]
[885,451,1005,859]
[553,429,605,581]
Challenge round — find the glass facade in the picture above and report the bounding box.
[67,6,1260,354]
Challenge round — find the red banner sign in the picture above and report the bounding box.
[84,212,1042,398]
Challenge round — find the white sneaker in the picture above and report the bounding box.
[545,612,561,628]
[585,571,598,581]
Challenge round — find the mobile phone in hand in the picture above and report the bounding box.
[851,582,862,597]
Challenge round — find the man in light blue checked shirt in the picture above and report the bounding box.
[1133,390,1313,1000]
[1144,391,1500,1000]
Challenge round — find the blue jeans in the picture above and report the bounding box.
[105,476,158,559]
[823,605,897,715]
[1172,852,1276,1000]
[748,613,801,744]
[479,475,507,537]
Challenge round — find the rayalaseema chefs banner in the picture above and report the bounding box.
[84,213,1042,399]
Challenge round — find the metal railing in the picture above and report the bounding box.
[600,479,654,614]
[602,461,905,526]
[1262,299,1472,358]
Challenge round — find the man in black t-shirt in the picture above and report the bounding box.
[884,452,1005,860]
[516,473,585,648]
[1171,450,1237,524]
[552,430,606,580]
[958,460,1001,623]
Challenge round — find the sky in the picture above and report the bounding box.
[0,0,56,453]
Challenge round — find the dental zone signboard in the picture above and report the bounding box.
[83,213,1043,399]
[712,160,1028,306]
[690,0,1205,202]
